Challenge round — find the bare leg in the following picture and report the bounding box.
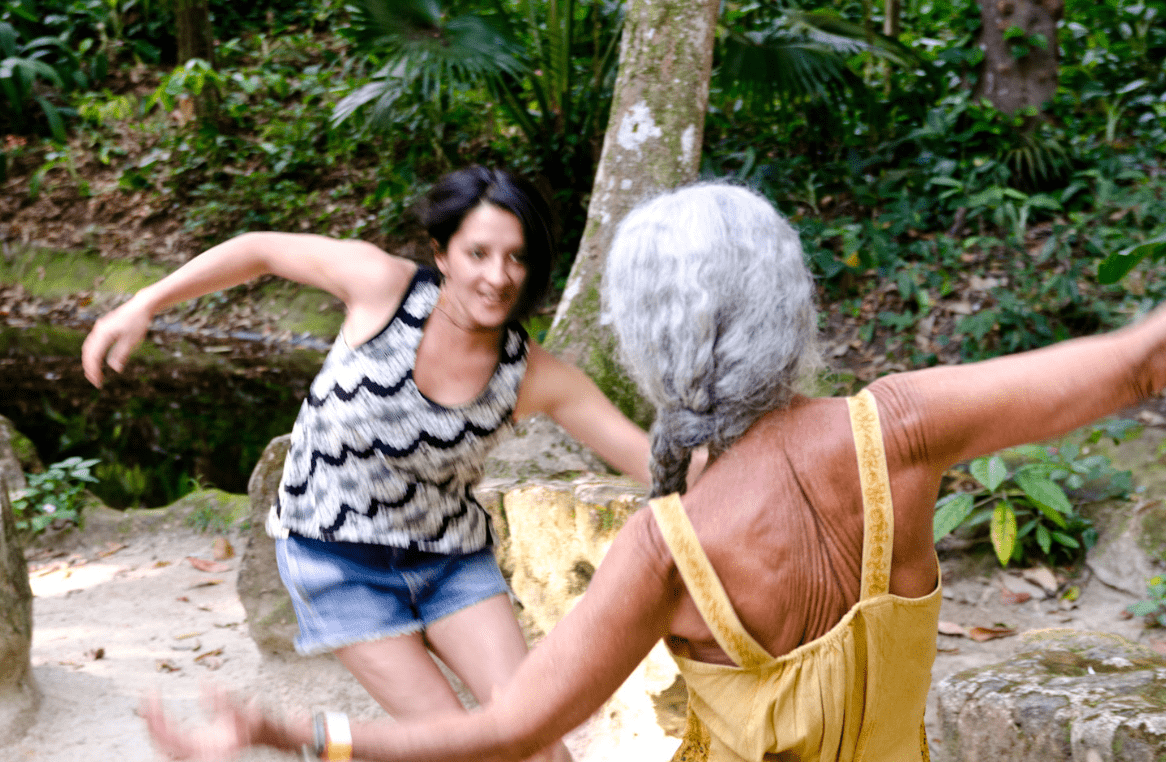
[426,593,572,762]
[333,631,465,719]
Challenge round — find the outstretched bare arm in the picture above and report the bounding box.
[82,233,411,387]
[873,303,1166,476]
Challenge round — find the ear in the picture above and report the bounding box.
[431,239,448,276]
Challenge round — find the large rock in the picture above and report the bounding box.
[502,478,643,634]
[483,414,611,482]
[935,629,1166,762]
[236,434,298,656]
[0,478,38,745]
[500,477,682,760]
[1086,498,1166,597]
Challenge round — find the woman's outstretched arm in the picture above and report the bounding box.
[144,510,681,762]
[514,342,707,487]
[82,233,412,387]
[873,302,1166,475]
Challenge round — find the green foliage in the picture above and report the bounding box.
[1128,575,1166,628]
[185,498,232,534]
[0,19,78,140]
[333,0,624,254]
[12,456,99,534]
[934,424,1137,567]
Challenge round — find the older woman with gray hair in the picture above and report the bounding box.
[145,182,1166,762]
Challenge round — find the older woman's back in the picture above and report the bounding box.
[668,385,946,663]
[652,389,941,761]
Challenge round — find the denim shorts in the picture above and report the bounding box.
[275,533,511,655]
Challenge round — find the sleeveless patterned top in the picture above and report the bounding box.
[267,265,529,553]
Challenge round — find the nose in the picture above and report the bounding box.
[484,253,512,287]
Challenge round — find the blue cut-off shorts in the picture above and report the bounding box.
[275,533,511,656]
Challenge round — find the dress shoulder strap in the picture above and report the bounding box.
[649,493,771,669]
[847,388,895,600]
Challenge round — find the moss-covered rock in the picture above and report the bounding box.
[936,629,1166,762]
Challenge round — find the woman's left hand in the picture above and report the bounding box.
[141,688,266,761]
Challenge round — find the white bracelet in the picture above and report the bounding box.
[323,711,352,761]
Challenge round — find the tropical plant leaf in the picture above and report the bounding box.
[1098,233,1166,284]
[991,500,1018,566]
[1035,523,1052,555]
[1014,468,1072,520]
[34,94,66,141]
[1128,600,1161,617]
[933,492,975,543]
[970,455,1007,492]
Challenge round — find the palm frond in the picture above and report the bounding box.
[720,9,919,108]
[352,0,524,86]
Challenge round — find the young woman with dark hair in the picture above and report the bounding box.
[83,166,660,762]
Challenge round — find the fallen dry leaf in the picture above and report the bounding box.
[153,560,171,568]
[186,557,231,573]
[1000,588,1031,605]
[189,579,223,588]
[155,660,181,673]
[938,621,968,637]
[86,648,105,661]
[213,537,235,561]
[967,626,1017,642]
[96,542,127,559]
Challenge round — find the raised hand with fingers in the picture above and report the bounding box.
[82,295,154,388]
[141,687,279,762]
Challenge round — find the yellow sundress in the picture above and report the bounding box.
[650,389,942,761]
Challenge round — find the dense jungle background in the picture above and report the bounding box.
[1,0,1165,574]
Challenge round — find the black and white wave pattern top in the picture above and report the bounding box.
[267,266,528,553]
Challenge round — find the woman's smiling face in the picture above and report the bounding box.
[434,203,528,330]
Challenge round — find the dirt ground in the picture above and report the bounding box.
[0,499,1158,762]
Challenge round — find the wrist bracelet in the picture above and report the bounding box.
[323,711,352,762]
[313,712,326,758]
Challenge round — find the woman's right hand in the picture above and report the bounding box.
[82,295,154,388]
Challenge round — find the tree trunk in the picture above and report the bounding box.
[0,476,37,743]
[973,0,1063,116]
[175,0,215,66]
[544,0,719,428]
[174,0,217,119]
[884,0,901,37]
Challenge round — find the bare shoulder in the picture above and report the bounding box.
[332,243,418,311]
[514,341,574,415]
[613,506,680,587]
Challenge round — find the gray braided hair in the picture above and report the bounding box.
[602,183,820,497]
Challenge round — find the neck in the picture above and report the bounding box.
[432,290,505,344]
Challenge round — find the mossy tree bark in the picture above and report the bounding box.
[174,0,218,118]
[0,476,36,735]
[544,0,719,428]
[973,0,1062,117]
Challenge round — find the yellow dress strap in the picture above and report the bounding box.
[847,388,894,600]
[649,493,771,670]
